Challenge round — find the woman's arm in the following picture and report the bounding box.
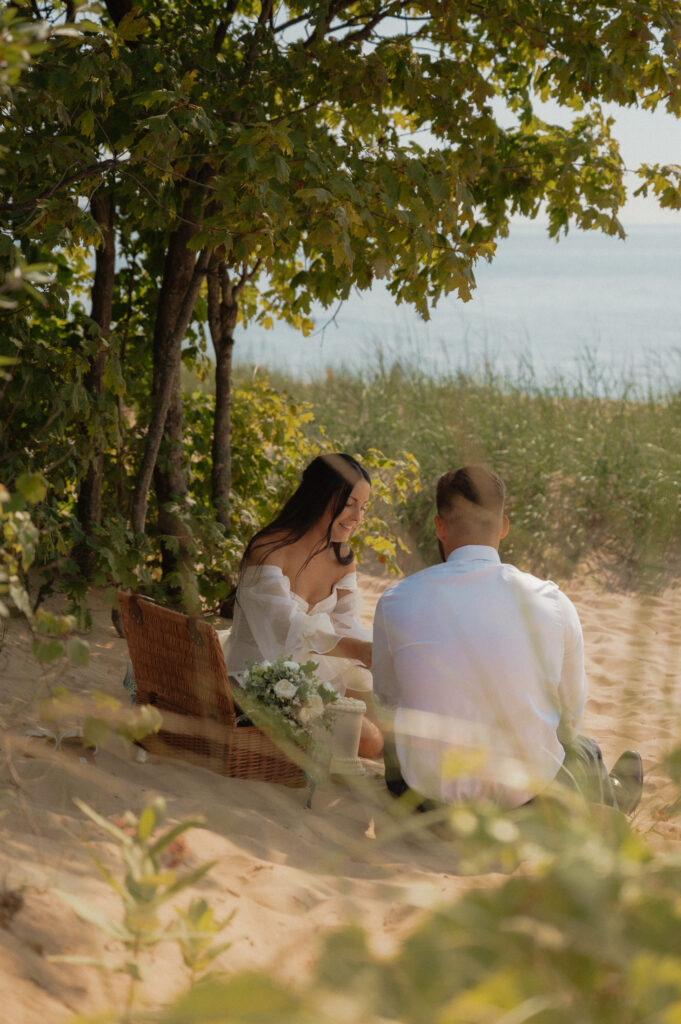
[327,634,372,667]
[328,576,372,666]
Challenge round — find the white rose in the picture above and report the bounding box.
[304,694,324,718]
[260,660,272,669]
[283,660,299,671]
[273,679,298,700]
[297,706,313,725]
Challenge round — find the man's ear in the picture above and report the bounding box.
[500,513,510,540]
[435,514,447,542]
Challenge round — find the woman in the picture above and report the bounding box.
[227,452,383,758]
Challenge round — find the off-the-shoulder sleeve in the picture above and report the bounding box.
[236,565,339,661]
[331,573,372,643]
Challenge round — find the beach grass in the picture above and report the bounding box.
[230,357,681,588]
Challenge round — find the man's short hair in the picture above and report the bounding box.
[436,466,505,518]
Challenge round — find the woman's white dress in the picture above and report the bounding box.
[224,564,373,695]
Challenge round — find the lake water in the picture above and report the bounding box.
[235,223,681,394]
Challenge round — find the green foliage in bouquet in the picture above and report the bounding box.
[236,655,339,750]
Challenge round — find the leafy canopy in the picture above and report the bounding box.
[3,0,681,325]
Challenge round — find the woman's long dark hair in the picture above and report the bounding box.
[240,453,371,575]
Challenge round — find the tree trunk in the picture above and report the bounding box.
[207,255,238,530]
[130,239,211,535]
[129,170,215,609]
[74,193,115,574]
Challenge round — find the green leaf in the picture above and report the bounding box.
[32,638,64,663]
[123,959,145,981]
[47,954,114,971]
[51,889,128,940]
[66,636,90,667]
[137,803,158,842]
[73,798,133,846]
[82,716,110,749]
[117,12,149,42]
[15,473,47,504]
[158,974,312,1022]
[115,704,163,742]
[76,109,95,139]
[9,581,31,617]
[159,861,216,902]
[149,818,204,859]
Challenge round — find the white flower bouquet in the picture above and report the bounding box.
[235,655,339,750]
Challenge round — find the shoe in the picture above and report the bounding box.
[609,750,643,814]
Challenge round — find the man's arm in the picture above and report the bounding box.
[556,591,587,743]
[371,597,398,709]
[371,596,409,794]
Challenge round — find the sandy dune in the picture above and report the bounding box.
[1,571,680,1022]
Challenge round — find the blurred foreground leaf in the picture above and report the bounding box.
[156,974,324,1023]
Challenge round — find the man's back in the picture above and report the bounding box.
[372,545,586,807]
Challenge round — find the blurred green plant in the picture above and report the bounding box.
[0,474,89,663]
[29,686,162,752]
[52,796,228,1019]
[68,769,681,1024]
[307,791,681,1024]
[172,898,234,984]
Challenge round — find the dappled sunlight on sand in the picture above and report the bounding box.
[0,571,679,1020]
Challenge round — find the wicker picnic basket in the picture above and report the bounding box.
[117,592,306,787]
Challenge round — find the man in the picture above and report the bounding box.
[372,465,642,813]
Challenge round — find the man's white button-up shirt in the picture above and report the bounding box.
[372,545,587,807]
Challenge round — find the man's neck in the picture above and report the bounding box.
[443,538,500,559]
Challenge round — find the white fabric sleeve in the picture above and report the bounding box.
[331,574,372,643]
[237,567,339,661]
[556,591,587,742]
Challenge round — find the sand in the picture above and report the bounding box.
[1,571,680,1023]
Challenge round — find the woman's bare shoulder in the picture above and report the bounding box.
[330,544,356,584]
[245,532,290,569]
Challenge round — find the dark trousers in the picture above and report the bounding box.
[384,734,617,812]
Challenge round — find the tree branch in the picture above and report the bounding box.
[213,0,239,53]
[339,3,403,46]
[243,0,275,78]
[234,257,262,296]
[0,158,120,215]
[273,10,310,34]
[300,1,401,48]
[306,0,351,46]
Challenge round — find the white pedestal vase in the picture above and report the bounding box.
[307,697,367,778]
[325,696,367,775]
